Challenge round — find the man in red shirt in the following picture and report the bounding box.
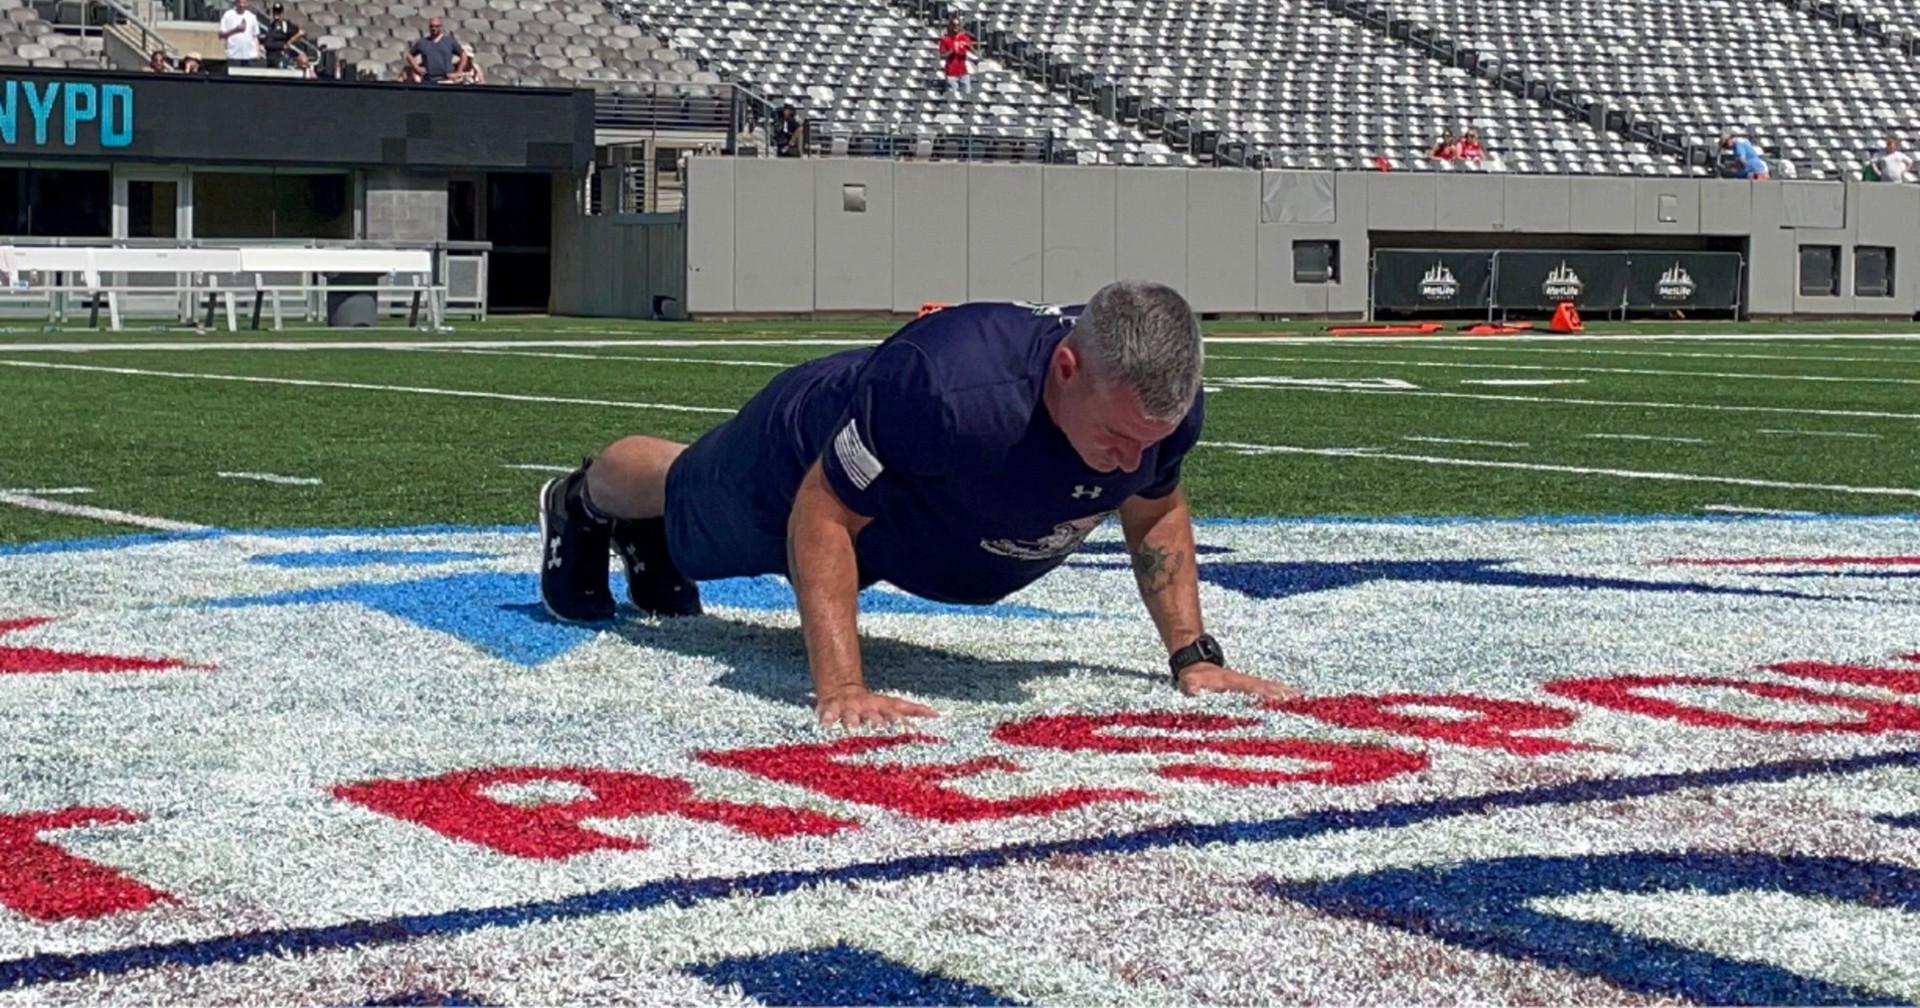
[939,15,972,98]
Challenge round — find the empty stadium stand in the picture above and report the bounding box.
[0,0,105,69]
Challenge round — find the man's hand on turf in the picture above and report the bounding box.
[815,685,939,729]
[1175,663,1303,700]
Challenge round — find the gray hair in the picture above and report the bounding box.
[1071,280,1203,420]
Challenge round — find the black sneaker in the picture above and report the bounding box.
[537,462,616,623]
[612,517,703,617]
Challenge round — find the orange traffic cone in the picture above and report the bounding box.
[917,301,949,318]
[1550,301,1584,333]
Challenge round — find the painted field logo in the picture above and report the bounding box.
[1656,262,1698,301]
[1418,261,1460,301]
[1,516,1918,1004]
[1541,261,1584,300]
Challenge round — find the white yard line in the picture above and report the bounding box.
[1757,428,1883,440]
[1211,380,1920,421]
[1396,344,1920,366]
[1587,433,1712,444]
[1702,504,1820,516]
[1201,440,1920,499]
[428,348,790,368]
[0,339,880,352]
[0,360,738,415]
[1401,436,1531,448]
[1460,379,1587,386]
[0,486,93,495]
[217,471,323,486]
[0,490,206,531]
[1211,352,1920,386]
[502,464,576,473]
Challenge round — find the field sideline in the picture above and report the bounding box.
[2,318,1917,542]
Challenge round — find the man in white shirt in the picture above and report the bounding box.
[218,0,263,67]
[1873,136,1914,183]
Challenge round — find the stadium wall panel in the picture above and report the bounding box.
[1042,166,1120,303]
[733,159,815,312]
[1567,177,1636,233]
[685,157,736,314]
[1434,174,1503,232]
[891,162,971,312]
[1502,177,1573,233]
[673,159,1920,318]
[1185,168,1259,312]
[968,164,1046,302]
[813,159,896,311]
[1634,179,1701,234]
[1114,167,1189,295]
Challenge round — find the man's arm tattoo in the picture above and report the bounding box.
[1130,543,1184,597]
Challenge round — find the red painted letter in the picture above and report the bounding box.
[1764,656,1920,695]
[993,712,1427,786]
[699,735,1147,822]
[1268,694,1593,756]
[1545,675,1920,733]
[0,808,172,921]
[0,617,203,676]
[333,766,856,859]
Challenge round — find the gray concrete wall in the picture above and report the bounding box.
[363,169,449,244]
[551,179,687,318]
[675,159,1920,318]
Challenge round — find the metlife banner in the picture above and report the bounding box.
[1492,251,1632,311]
[1371,250,1494,311]
[1625,252,1742,310]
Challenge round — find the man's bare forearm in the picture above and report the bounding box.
[787,462,869,699]
[1119,488,1204,652]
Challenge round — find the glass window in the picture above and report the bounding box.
[0,166,111,236]
[193,170,352,239]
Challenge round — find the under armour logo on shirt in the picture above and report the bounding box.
[1072,485,1103,500]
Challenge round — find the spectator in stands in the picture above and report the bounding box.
[218,0,264,67]
[142,49,171,72]
[1872,136,1913,183]
[1428,129,1458,160]
[407,17,468,84]
[774,103,805,157]
[448,57,486,84]
[1458,126,1484,161]
[939,15,973,98]
[181,51,206,74]
[261,3,304,69]
[291,50,318,78]
[1720,134,1770,180]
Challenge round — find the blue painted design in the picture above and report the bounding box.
[697,575,1100,620]
[0,528,227,557]
[250,549,494,569]
[363,992,487,1007]
[2,748,1916,993]
[1264,852,1918,1005]
[1198,558,1852,603]
[1075,540,1233,556]
[207,572,598,666]
[1875,813,1920,829]
[685,944,1020,1006]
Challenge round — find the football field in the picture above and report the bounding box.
[2,319,1920,1005]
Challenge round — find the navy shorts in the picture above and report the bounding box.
[663,369,818,583]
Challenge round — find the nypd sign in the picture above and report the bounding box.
[0,516,1917,1003]
[0,78,132,148]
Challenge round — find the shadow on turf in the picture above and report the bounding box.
[597,612,1159,707]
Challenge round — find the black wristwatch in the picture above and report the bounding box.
[1169,633,1225,683]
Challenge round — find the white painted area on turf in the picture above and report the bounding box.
[0,359,737,415]
[1702,504,1819,516]
[1460,379,1587,386]
[217,471,323,486]
[1212,352,1920,386]
[502,464,576,473]
[1212,380,1920,421]
[0,490,206,530]
[1402,343,1920,366]
[430,348,790,368]
[1201,440,1920,499]
[1587,433,1711,444]
[1206,375,1419,390]
[0,486,93,495]
[1757,428,1883,440]
[1401,436,1531,448]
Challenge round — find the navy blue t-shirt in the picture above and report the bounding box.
[777,301,1203,604]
